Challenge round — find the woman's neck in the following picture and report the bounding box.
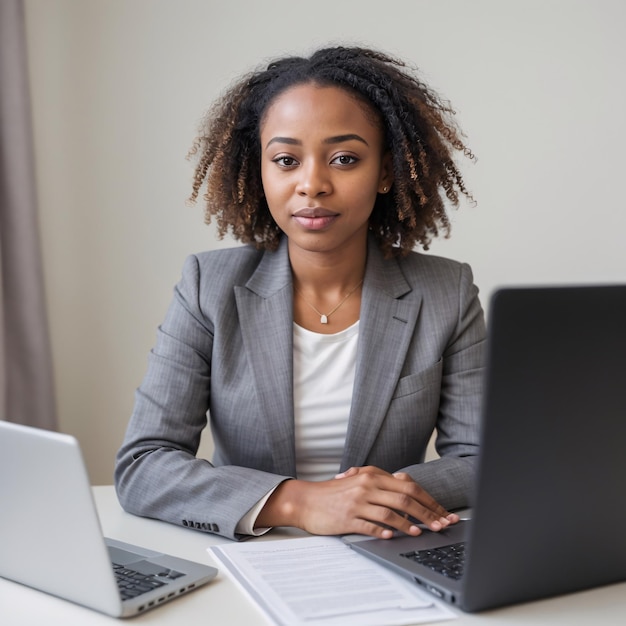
[288,238,367,333]
[288,241,367,296]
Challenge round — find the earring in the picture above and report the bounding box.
[382,186,388,193]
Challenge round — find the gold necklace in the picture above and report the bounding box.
[294,280,364,324]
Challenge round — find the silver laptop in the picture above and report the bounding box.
[0,421,217,617]
[348,285,626,612]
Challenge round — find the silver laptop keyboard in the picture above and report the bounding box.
[112,563,168,600]
[400,541,466,580]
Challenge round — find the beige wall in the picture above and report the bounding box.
[24,0,626,484]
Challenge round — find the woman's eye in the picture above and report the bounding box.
[273,156,298,168]
[332,154,358,166]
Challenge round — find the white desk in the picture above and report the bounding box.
[2,486,624,625]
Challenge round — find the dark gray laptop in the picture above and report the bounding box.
[0,421,217,617]
[348,285,626,612]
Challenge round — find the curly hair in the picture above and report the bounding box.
[187,46,474,257]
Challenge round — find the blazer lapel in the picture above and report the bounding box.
[234,239,297,476]
[341,242,422,470]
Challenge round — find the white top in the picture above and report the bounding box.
[236,321,359,534]
[293,321,359,481]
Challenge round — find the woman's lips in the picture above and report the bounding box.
[292,208,338,230]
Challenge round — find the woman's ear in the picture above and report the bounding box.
[378,151,394,193]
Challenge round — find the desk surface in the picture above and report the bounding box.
[1,486,624,625]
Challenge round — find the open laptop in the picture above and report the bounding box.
[0,421,217,617]
[348,285,626,612]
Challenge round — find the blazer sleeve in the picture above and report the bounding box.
[114,255,291,541]
[398,262,486,511]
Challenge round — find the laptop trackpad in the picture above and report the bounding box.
[108,545,149,565]
[108,546,186,580]
[129,560,185,579]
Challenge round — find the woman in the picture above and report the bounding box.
[115,46,486,541]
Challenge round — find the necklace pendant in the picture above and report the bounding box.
[320,315,328,324]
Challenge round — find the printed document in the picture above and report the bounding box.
[210,535,456,626]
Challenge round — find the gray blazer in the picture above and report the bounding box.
[115,237,486,540]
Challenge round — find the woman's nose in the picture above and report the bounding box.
[296,161,332,197]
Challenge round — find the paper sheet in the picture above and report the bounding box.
[210,536,456,626]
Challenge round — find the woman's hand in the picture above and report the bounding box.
[255,465,459,539]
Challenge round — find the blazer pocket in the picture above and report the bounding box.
[392,359,443,399]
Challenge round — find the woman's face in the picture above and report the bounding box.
[259,83,393,258]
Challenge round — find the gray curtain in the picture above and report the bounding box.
[0,0,57,429]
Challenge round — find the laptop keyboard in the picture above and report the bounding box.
[113,563,168,600]
[400,542,466,580]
